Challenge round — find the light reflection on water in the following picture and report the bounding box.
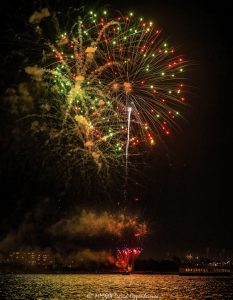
[0,274,233,299]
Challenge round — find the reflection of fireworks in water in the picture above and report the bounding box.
[116,247,142,273]
[4,8,188,175]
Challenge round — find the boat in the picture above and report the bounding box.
[179,265,231,276]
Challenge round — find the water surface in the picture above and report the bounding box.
[0,274,232,299]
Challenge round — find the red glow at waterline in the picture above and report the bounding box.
[116,247,142,273]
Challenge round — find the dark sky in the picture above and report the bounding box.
[0,0,232,260]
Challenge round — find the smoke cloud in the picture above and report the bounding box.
[0,202,146,266]
[29,8,50,24]
[67,249,115,264]
[49,209,147,238]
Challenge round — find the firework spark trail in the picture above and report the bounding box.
[123,105,132,204]
[126,106,132,177]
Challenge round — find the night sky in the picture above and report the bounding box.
[0,0,232,261]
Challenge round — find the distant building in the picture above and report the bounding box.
[6,251,54,267]
[179,265,231,276]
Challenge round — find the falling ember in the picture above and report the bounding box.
[112,83,119,91]
[75,75,85,83]
[98,99,105,106]
[115,247,142,273]
[134,233,141,237]
[85,46,97,62]
[123,82,133,93]
[126,106,132,167]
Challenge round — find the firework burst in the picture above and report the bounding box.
[6,7,187,175]
[116,247,142,273]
